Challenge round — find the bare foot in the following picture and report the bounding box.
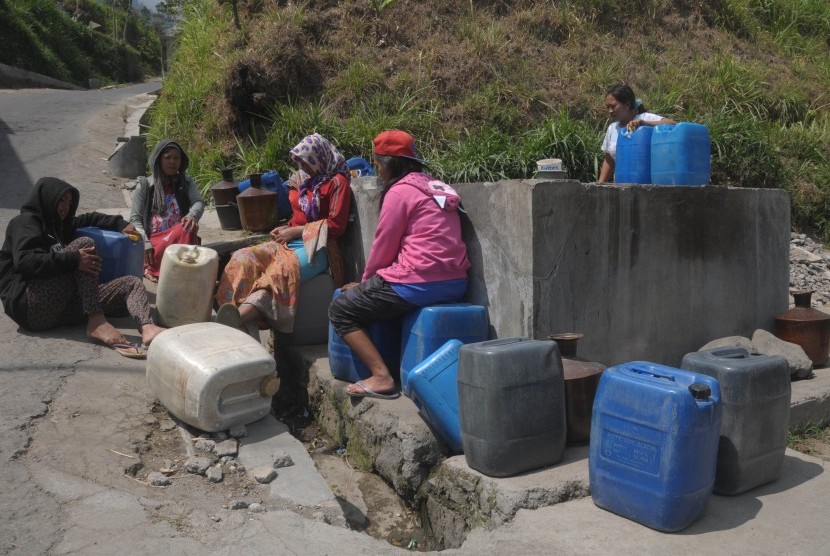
[347,374,396,396]
[87,312,128,346]
[141,323,167,347]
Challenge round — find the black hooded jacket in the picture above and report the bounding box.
[0,177,128,328]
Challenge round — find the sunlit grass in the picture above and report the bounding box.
[148,0,830,236]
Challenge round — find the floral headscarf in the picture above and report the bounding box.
[289,133,350,221]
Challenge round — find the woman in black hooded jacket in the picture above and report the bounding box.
[0,178,166,355]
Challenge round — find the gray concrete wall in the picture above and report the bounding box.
[0,62,85,90]
[343,179,791,368]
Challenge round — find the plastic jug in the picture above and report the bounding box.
[590,361,721,532]
[74,227,143,284]
[346,157,375,178]
[400,303,489,396]
[278,273,335,346]
[615,126,653,184]
[328,289,402,383]
[408,339,464,453]
[458,337,566,477]
[146,322,279,432]
[650,123,711,186]
[155,244,219,328]
[681,347,790,495]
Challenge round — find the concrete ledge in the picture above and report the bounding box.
[0,62,85,90]
[417,449,590,548]
[239,415,347,527]
[790,367,830,428]
[282,345,593,548]
[286,345,445,500]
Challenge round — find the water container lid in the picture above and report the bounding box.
[688,383,711,400]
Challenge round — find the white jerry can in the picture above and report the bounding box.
[146,322,279,432]
[156,244,219,328]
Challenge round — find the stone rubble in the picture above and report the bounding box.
[272,452,294,469]
[229,500,249,510]
[215,439,238,458]
[147,472,171,487]
[206,466,224,483]
[194,438,216,453]
[790,233,830,308]
[184,456,213,475]
[252,466,278,484]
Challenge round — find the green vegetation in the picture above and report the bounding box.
[149,0,830,239]
[787,423,827,449]
[0,0,163,86]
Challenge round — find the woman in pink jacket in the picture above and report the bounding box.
[329,130,471,399]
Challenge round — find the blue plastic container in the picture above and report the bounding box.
[650,123,711,186]
[408,340,464,453]
[590,361,722,532]
[680,347,790,495]
[346,157,375,177]
[238,171,291,221]
[327,289,402,383]
[74,227,143,284]
[614,126,653,184]
[400,304,488,396]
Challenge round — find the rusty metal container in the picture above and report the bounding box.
[774,290,830,367]
[548,332,605,445]
[211,167,240,206]
[236,172,277,232]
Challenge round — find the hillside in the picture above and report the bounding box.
[0,0,162,86]
[149,0,830,237]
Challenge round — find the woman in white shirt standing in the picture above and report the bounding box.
[598,83,676,183]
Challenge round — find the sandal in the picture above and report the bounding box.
[108,342,147,359]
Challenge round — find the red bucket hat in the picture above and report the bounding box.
[373,130,425,163]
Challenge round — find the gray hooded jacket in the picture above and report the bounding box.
[129,139,204,244]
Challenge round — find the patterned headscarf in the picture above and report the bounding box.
[289,133,350,221]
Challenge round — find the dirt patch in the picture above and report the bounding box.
[137,401,259,504]
[790,426,830,462]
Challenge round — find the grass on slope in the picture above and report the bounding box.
[148,0,830,238]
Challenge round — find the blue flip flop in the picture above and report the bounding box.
[348,381,400,400]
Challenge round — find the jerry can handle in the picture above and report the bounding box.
[627,365,676,382]
[708,346,749,359]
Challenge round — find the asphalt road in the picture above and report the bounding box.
[0,83,403,555]
[0,82,159,553]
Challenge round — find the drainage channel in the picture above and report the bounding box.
[280,408,435,551]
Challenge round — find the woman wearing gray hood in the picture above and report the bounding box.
[0,178,166,357]
[130,139,204,282]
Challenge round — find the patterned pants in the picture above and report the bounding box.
[328,275,416,337]
[24,237,155,331]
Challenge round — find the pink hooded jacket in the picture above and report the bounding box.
[362,172,471,284]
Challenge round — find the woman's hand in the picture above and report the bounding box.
[181,217,199,234]
[626,119,644,132]
[340,282,360,291]
[121,223,138,235]
[269,225,302,243]
[78,246,102,276]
